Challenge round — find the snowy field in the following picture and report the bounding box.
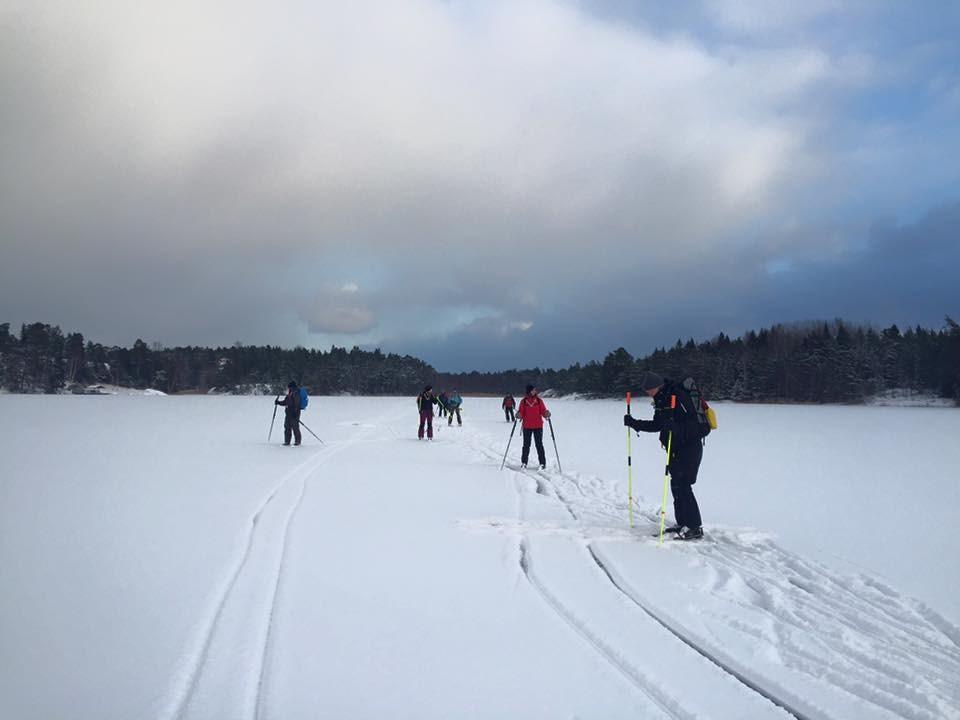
[1,395,959,720]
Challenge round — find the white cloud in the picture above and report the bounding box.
[299,285,377,335]
[302,306,377,335]
[4,0,824,239]
[4,0,943,366]
[701,0,843,36]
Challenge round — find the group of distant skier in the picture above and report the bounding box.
[415,387,464,438]
[414,374,706,540]
[273,370,708,541]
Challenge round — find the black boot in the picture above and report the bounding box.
[676,526,703,540]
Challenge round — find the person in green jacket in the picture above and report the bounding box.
[446,390,463,426]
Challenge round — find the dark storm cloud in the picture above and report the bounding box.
[1,1,957,370]
[752,202,960,331]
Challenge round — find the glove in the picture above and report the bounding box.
[623,414,636,430]
[543,410,551,418]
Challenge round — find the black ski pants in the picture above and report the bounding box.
[669,442,702,529]
[448,407,462,426]
[504,407,515,422]
[284,413,302,445]
[521,427,546,467]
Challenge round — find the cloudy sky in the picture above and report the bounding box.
[2,0,958,371]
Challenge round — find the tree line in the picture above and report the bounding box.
[1,317,958,404]
[437,317,960,404]
[0,323,433,396]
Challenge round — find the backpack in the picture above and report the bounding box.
[299,387,309,410]
[680,377,717,438]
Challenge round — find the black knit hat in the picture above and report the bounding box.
[639,371,663,392]
[525,384,535,394]
[288,380,298,389]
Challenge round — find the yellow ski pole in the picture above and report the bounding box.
[626,391,633,528]
[658,395,676,546]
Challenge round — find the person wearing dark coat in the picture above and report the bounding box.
[276,381,302,446]
[437,391,449,418]
[502,394,516,422]
[417,385,439,439]
[624,371,704,540]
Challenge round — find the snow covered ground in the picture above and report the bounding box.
[1,395,958,719]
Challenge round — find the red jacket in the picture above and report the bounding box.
[518,396,549,429]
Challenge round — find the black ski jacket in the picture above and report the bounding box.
[277,389,301,418]
[417,392,438,413]
[627,379,702,449]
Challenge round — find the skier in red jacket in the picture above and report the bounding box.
[517,384,551,468]
[502,394,516,422]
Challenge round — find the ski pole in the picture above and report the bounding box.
[299,420,324,444]
[658,395,676,546]
[268,394,280,442]
[547,417,562,473]
[500,418,518,470]
[626,391,633,528]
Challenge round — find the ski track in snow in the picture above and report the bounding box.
[464,423,960,720]
[506,439,683,718]
[506,454,788,720]
[160,415,391,720]
[153,410,959,720]
[585,544,811,720]
[517,537,685,720]
[680,535,960,720]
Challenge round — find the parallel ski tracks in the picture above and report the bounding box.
[162,418,388,720]
[163,451,321,720]
[585,543,813,720]
[252,475,308,720]
[500,441,812,720]
[517,537,692,720]
[522,455,958,720]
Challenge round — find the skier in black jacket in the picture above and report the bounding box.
[417,385,439,439]
[624,371,704,540]
[276,380,302,446]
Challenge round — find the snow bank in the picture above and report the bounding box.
[866,388,956,407]
[84,383,167,396]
